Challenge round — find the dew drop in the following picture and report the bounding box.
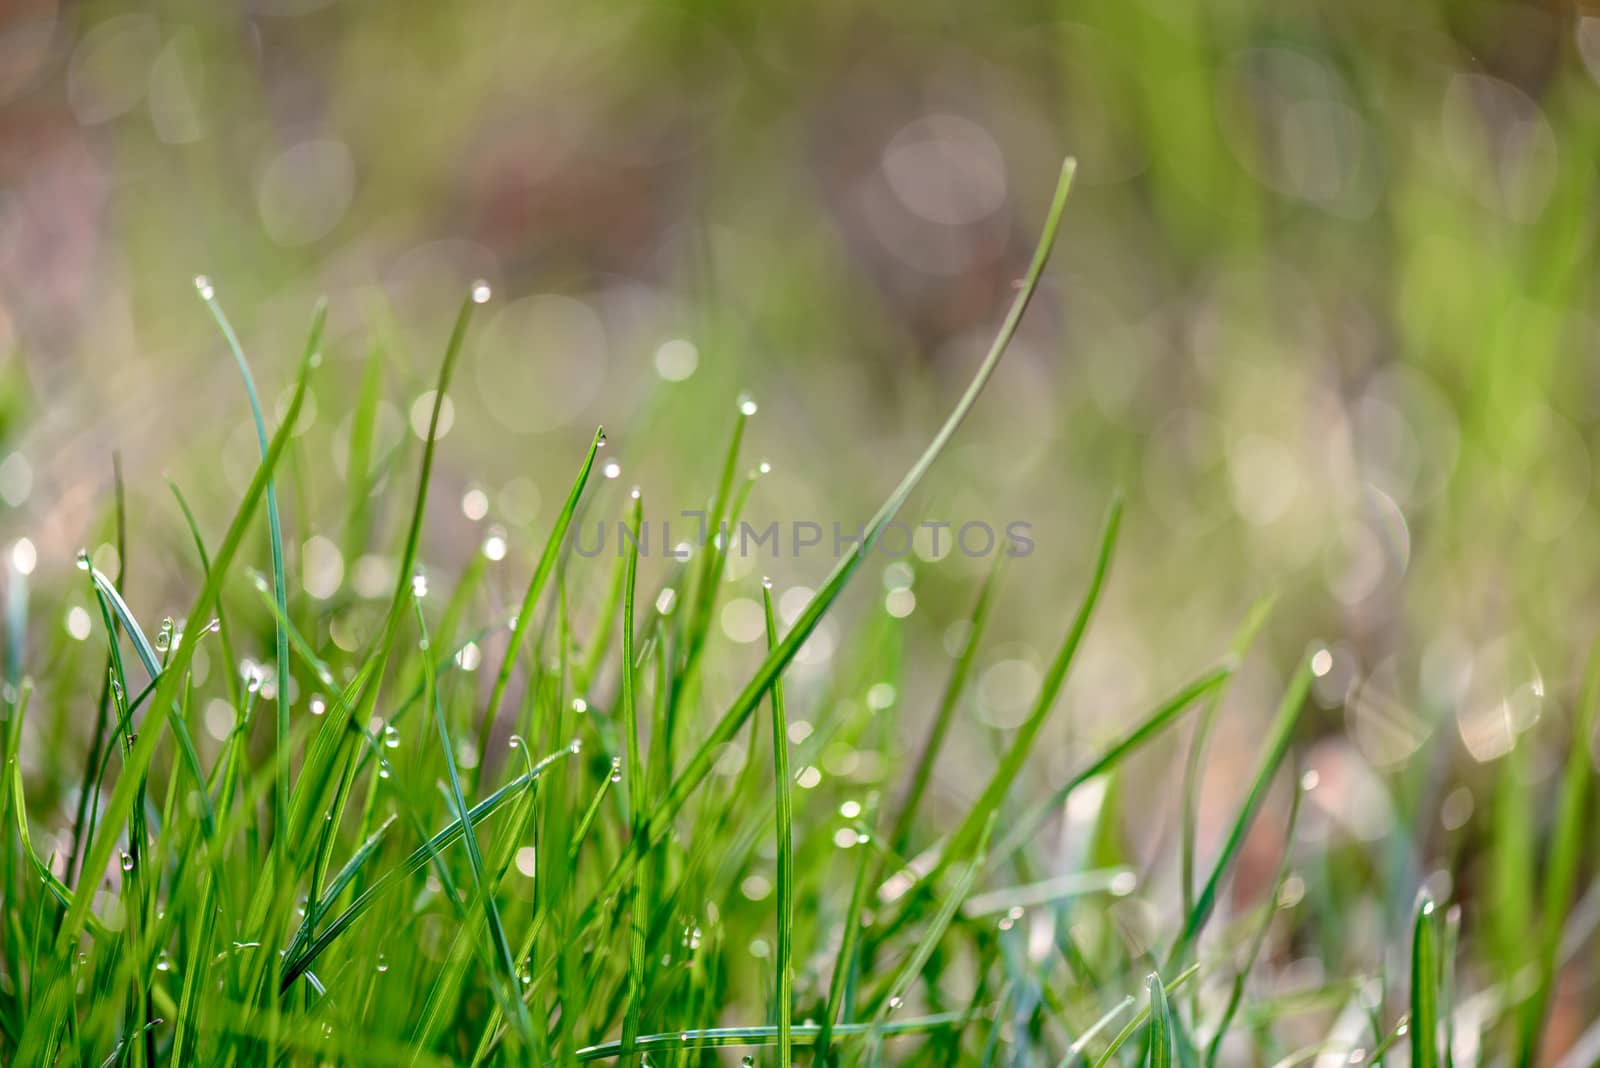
[737,393,758,416]
[411,573,428,598]
[470,280,492,304]
[572,698,588,714]
[375,952,389,973]
[76,548,91,571]
[120,851,134,872]
[193,275,214,300]
[569,738,583,755]
[887,995,903,1011]
[383,724,400,749]
[309,695,326,716]
[603,461,622,479]
[742,1058,755,1068]
[609,757,622,783]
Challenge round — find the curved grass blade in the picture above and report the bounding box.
[55,319,316,947]
[1167,656,1313,969]
[198,279,323,845]
[647,156,1077,855]
[84,564,215,837]
[762,582,794,1068]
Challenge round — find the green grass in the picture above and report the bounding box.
[2,150,1599,1067]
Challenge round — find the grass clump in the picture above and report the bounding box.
[0,154,1595,1067]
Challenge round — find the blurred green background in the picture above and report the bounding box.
[4,0,1600,1050]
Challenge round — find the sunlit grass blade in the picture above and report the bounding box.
[645,157,1077,851]
[762,582,794,1068]
[1168,656,1312,969]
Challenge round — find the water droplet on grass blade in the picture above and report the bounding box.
[470,280,492,304]
[193,275,214,299]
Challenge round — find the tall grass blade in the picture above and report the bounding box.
[646,157,1077,849]
[198,281,323,846]
[1168,657,1312,968]
[762,582,795,1068]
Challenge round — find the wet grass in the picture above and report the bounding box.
[0,155,1595,1065]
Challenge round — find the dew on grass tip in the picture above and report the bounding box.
[737,393,758,416]
[76,548,90,571]
[470,280,492,304]
[193,275,214,300]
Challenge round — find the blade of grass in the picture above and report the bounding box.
[1167,656,1313,970]
[761,581,794,1068]
[477,426,605,786]
[620,492,647,1063]
[1146,974,1173,1068]
[197,276,315,851]
[643,157,1077,857]
[1411,895,1440,1068]
[54,307,317,949]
